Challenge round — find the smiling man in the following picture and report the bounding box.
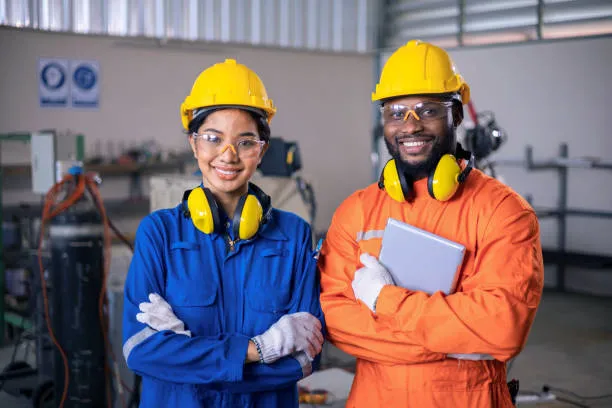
[317,40,544,407]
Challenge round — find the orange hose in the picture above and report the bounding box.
[86,177,114,408]
[38,174,85,407]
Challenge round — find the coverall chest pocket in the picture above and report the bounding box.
[166,242,221,335]
[245,247,293,331]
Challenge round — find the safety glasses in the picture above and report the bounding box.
[192,132,266,160]
[380,101,453,125]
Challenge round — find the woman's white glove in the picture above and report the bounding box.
[136,293,191,337]
[251,312,323,364]
[352,253,395,313]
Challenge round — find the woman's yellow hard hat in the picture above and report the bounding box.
[180,59,277,130]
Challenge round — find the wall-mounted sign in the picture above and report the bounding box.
[39,58,69,107]
[38,58,100,109]
[70,60,100,109]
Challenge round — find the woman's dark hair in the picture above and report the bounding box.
[186,107,271,142]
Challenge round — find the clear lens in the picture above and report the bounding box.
[381,101,453,125]
[193,133,265,159]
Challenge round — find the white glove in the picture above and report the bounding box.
[251,312,323,364]
[136,293,192,337]
[352,253,395,313]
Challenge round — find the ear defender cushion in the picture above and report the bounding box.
[233,194,264,240]
[380,159,411,202]
[428,154,462,201]
[187,187,221,234]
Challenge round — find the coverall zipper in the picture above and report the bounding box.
[224,221,238,253]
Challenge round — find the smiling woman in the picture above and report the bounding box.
[121,58,325,408]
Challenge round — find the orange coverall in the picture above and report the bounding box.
[318,169,544,407]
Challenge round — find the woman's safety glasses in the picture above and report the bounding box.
[380,101,453,125]
[192,132,266,159]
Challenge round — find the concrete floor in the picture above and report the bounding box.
[1,290,611,407]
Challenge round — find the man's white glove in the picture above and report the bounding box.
[136,293,191,337]
[251,312,323,364]
[352,253,395,313]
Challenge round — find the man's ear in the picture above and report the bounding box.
[452,103,464,128]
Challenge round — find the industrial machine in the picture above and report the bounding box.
[1,130,86,343]
[1,164,114,407]
[461,100,508,177]
[46,167,110,406]
[0,131,138,407]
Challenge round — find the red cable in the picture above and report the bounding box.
[467,100,478,124]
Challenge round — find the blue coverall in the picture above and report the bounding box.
[122,201,324,407]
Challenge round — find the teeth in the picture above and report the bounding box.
[402,140,427,147]
[216,168,238,175]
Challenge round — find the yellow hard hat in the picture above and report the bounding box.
[372,40,470,104]
[180,59,277,130]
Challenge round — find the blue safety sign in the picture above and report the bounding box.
[39,58,69,107]
[70,60,100,108]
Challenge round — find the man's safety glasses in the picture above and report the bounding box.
[192,132,266,159]
[380,101,453,125]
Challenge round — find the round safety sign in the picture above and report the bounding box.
[40,62,66,90]
[73,65,97,90]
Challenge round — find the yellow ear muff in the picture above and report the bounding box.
[380,159,409,202]
[234,194,264,240]
[187,187,215,234]
[428,154,462,201]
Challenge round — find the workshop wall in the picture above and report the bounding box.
[0,26,374,235]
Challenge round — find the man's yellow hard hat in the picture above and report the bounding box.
[180,59,277,130]
[372,40,470,104]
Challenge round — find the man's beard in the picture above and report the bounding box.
[384,129,455,180]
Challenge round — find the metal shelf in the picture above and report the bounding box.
[492,143,612,293]
[542,249,612,270]
[534,207,612,219]
[1,159,187,178]
[2,197,151,220]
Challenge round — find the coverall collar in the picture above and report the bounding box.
[258,216,288,241]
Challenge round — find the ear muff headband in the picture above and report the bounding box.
[184,183,271,240]
[455,145,475,184]
[379,147,475,202]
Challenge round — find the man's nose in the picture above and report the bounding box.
[399,113,424,134]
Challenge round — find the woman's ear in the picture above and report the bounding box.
[258,143,269,164]
[189,135,197,158]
